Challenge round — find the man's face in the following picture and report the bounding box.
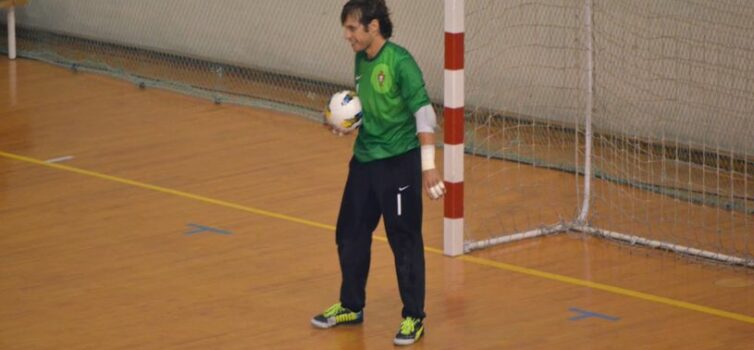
[342,14,375,52]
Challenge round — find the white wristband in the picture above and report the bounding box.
[421,145,435,171]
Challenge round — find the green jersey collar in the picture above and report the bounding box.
[364,40,390,62]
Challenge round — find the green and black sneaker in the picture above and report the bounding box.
[393,317,424,346]
[311,303,364,329]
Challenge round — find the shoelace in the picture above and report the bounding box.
[323,303,346,317]
[400,317,418,335]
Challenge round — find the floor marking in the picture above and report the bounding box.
[0,151,332,231]
[45,155,74,163]
[715,278,754,288]
[1,150,753,325]
[185,223,232,235]
[569,307,620,322]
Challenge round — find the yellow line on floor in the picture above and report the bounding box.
[0,151,331,230]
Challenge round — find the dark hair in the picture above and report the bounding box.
[341,0,393,39]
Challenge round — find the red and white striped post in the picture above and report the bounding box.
[443,0,464,256]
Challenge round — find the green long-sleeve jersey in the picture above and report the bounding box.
[353,41,431,162]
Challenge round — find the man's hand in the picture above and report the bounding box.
[422,168,446,200]
[322,114,355,136]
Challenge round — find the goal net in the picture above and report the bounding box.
[461,0,753,266]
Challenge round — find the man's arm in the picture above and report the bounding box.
[416,105,445,200]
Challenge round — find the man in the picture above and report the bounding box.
[311,0,445,346]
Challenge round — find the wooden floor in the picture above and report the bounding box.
[1,58,753,349]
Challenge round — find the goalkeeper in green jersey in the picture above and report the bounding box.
[312,0,444,346]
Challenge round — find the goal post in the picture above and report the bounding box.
[1,0,30,59]
[443,0,465,256]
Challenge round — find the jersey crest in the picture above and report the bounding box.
[371,63,393,94]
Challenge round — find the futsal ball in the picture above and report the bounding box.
[325,90,363,132]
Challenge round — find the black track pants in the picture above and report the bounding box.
[336,147,426,319]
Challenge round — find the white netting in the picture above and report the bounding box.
[586,0,753,263]
[463,0,752,265]
[463,1,585,249]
